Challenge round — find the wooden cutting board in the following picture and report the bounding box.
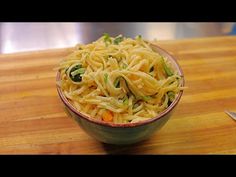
[1,36,236,154]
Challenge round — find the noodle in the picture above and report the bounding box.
[57,34,183,123]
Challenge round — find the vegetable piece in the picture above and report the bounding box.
[133,103,139,109]
[167,91,175,102]
[71,64,82,71]
[135,35,142,40]
[71,68,86,77]
[133,101,142,112]
[129,74,139,80]
[122,76,136,97]
[104,73,108,83]
[142,96,151,101]
[102,110,113,122]
[121,63,128,69]
[70,75,82,82]
[113,36,124,45]
[114,77,121,88]
[103,33,112,44]
[69,64,84,82]
[161,57,173,76]
[123,96,129,105]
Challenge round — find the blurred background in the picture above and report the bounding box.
[0,22,235,54]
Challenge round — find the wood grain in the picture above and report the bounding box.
[1,36,236,154]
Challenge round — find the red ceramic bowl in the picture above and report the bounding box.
[56,44,184,145]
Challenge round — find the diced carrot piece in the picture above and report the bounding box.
[130,74,139,80]
[140,65,147,72]
[102,110,113,122]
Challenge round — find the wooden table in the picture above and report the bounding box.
[1,36,236,154]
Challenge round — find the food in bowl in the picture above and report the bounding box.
[56,34,184,124]
[56,34,184,144]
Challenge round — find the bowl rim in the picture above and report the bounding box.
[56,44,185,128]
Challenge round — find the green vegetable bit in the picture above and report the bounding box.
[123,96,129,105]
[70,64,81,72]
[161,57,173,76]
[114,77,121,88]
[167,91,175,102]
[113,36,124,45]
[122,63,128,69]
[133,103,139,109]
[71,68,86,77]
[142,96,151,101]
[69,64,85,82]
[104,73,108,83]
[137,35,142,39]
[103,33,112,44]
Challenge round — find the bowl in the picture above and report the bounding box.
[56,44,184,145]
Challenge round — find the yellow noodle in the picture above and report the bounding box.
[57,34,183,123]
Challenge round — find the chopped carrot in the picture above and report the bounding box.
[130,74,139,80]
[102,110,113,122]
[140,65,147,72]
